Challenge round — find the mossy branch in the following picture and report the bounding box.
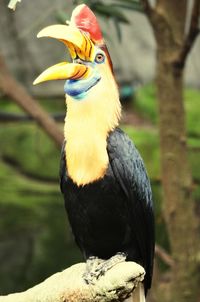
[0,262,144,302]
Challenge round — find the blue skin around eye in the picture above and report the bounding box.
[64,69,101,101]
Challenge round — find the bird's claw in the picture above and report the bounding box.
[83,252,127,285]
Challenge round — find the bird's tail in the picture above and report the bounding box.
[125,283,145,302]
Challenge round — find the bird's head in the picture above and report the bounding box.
[34,4,121,185]
[33,4,117,102]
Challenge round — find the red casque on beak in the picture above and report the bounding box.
[70,4,114,73]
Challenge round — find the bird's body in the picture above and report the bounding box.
[60,128,154,293]
[34,4,155,299]
[61,133,129,261]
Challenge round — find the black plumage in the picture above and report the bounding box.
[60,128,154,294]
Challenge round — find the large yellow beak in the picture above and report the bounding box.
[33,62,92,85]
[33,25,95,85]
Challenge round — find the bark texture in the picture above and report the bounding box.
[141,0,200,301]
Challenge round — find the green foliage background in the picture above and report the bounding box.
[0,84,199,293]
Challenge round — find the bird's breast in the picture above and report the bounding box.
[65,134,109,186]
[63,164,131,259]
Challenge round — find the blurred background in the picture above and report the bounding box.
[0,0,199,301]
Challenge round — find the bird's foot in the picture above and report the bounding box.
[83,252,127,285]
[83,256,104,284]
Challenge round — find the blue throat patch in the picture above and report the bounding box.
[64,70,101,100]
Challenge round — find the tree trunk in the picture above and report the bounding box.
[150,1,200,301]
[156,50,199,302]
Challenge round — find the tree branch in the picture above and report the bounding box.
[140,0,152,15]
[0,262,145,302]
[140,0,161,32]
[140,0,156,24]
[0,112,65,123]
[155,244,174,268]
[0,54,63,147]
[175,0,200,68]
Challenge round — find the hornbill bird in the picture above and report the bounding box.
[34,4,154,300]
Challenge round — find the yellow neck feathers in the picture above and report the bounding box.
[64,69,121,186]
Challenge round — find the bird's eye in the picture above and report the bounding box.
[95,53,105,64]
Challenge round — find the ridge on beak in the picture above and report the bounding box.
[33,24,95,85]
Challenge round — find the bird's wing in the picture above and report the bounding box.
[60,141,68,193]
[107,128,155,292]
